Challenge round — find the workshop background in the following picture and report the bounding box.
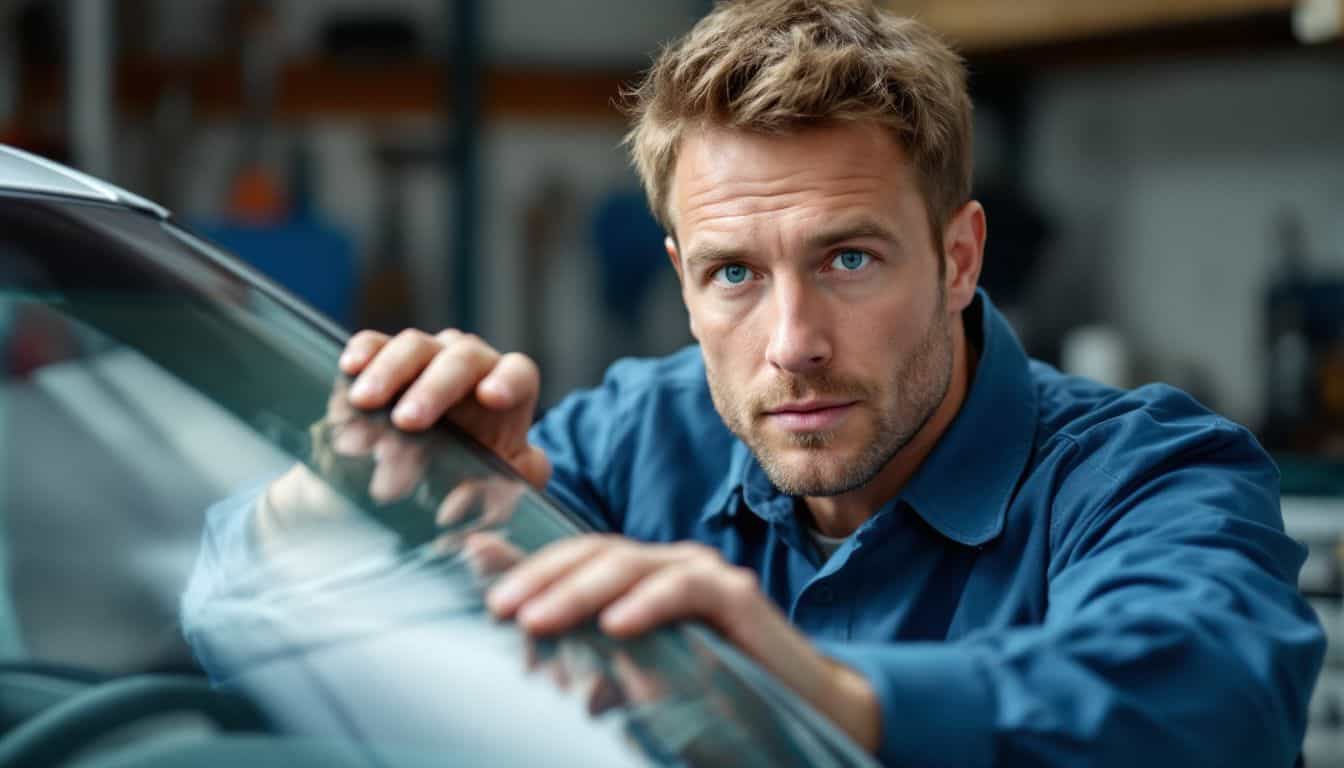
[2,0,1343,762]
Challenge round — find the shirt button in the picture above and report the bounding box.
[812,586,835,605]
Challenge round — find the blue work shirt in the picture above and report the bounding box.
[530,291,1325,768]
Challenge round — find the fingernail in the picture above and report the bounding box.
[393,401,424,425]
[487,581,522,613]
[349,377,378,400]
[332,427,366,454]
[369,472,396,502]
[483,378,510,399]
[601,604,634,630]
[518,600,555,627]
[339,351,359,368]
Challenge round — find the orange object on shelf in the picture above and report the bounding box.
[226,166,289,226]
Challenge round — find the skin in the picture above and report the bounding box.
[308,120,987,754]
[667,122,983,538]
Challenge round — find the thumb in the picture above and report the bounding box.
[508,444,552,490]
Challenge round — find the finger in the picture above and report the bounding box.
[515,548,660,636]
[368,434,428,503]
[320,376,378,453]
[434,328,467,346]
[508,445,553,490]
[485,536,612,618]
[610,651,667,704]
[585,674,625,716]
[331,418,383,456]
[540,655,571,690]
[458,531,525,576]
[436,480,484,527]
[391,335,501,431]
[540,642,572,688]
[348,329,443,410]
[437,478,523,529]
[339,330,390,374]
[325,378,357,422]
[600,559,756,638]
[476,352,540,412]
[474,479,526,529]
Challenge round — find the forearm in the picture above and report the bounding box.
[818,640,995,767]
[180,475,276,636]
[816,602,1323,768]
[817,655,883,753]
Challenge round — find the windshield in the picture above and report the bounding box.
[0,194,875,767]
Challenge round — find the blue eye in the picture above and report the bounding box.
[715,264,751,285]
[832,250,870,271]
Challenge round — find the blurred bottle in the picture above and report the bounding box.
[226,1,288,226]
[1262,210,1344,458]
[1266,211,1313,431]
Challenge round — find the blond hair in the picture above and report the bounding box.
[625,0,972,245]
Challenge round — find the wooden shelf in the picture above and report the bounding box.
[882,0,1301,52]
[19,1,1338,129]
[21,57,637,124]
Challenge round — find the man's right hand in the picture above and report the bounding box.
[338,329,551,490]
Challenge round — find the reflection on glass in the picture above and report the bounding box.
[1,196,875,767]
[186,380,868,766]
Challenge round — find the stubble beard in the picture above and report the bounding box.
[707,301,954,498]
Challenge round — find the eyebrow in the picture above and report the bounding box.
[803,218,902,251]
[682,217,902,269]
[683,243,751,270]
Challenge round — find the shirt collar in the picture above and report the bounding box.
[700,290,1038,546]
[900,290,1037,545]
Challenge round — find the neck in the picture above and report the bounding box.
[804,312,976,538]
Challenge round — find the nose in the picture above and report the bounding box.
[764,277,832,373]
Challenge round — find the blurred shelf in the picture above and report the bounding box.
[1284,495,1344,542]
[882,0,1301,52]
[19,3,1340,130]
[21,57,636,124]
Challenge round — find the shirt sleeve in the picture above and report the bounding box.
[819,420,1325,768]
[529,371,637,534]
[179,475,275,679]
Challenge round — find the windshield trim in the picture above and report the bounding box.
[0,145,170,219]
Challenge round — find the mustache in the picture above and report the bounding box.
[752,372,872,412]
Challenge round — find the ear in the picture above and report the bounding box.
[941,201,986,314]
[665,235,699,341]
[665,236,683,281]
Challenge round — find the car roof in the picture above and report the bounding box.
[0,143,168,219]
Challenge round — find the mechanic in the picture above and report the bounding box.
[296,2,1324,765]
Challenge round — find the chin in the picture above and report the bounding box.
[757,446,875,497]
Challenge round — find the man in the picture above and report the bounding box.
[297,1,1325,765]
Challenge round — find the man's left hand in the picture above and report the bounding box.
[483,534,881,751]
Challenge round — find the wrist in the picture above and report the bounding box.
[251,466,313,552]
[821,657,882,753]
[251,479,286,554]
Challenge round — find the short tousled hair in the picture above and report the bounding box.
[624,0,972,245]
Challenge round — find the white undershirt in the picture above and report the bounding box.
[810,529,849,560]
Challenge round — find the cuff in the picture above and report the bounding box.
[817,641,996,768]
[180,474,277,626]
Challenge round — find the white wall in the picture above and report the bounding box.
[1022,49,1344,426]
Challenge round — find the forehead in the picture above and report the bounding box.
[668,122,921,239]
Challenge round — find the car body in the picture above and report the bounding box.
[0,145,878,767]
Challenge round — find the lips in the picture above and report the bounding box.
[764,400,858,432]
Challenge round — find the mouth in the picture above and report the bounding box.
[763,400,859,432]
